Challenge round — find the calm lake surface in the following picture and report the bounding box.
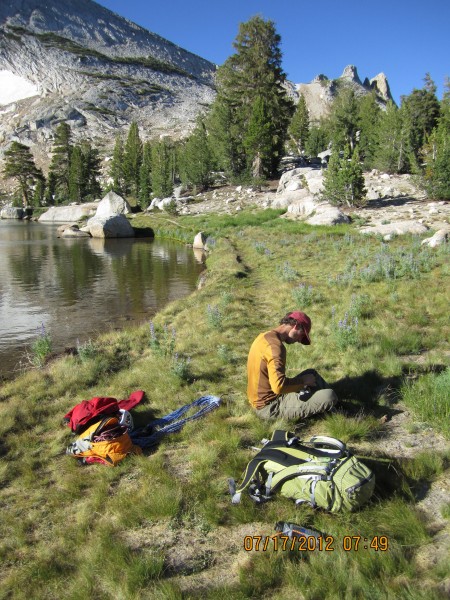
[0,221,205,378]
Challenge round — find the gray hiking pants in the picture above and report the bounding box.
[256,369,338,421]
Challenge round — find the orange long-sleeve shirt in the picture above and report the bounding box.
[247,330,303,409]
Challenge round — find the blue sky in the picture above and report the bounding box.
[96,0,449,104]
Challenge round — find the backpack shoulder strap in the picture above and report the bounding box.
[230,444,312,503]
[270,430,292,442]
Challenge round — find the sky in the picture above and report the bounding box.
[95,0,449,104]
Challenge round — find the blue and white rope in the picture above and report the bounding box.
[130,395,221,448]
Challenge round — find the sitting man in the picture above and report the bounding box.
[247,311,337,420]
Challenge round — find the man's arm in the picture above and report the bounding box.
[265,341,307,395]
[291,372,317,387]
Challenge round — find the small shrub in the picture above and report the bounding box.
[331,308,360,349]
[149,321,176,357]
[348,293,373,319]
[30,323,52,367]
[172,353,192,381]
[254,241,267,254]
[277,261,299,282]
[441,503,450,519]
[357,244,439,283]
[217,344,237,364]
[328,269,357,287]
[76,339,97,362]
[291,283,315,307]
[219,291,233,307]
[359,251,396,282]
[164,199,178,215]
[206,305,223,329]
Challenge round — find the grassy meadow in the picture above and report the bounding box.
[0,208,449,599]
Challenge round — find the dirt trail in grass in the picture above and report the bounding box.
[162,239,278,591]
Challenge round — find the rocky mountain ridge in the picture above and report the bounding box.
[0,0,216,84]
[287,65,393,121]
[0,0,217,171]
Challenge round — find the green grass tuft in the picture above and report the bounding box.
[400,368,450,437]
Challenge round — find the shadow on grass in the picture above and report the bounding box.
[194,368,225,383]
[358,451,449,506]
[332,370,403,409]
[332,364,447,416]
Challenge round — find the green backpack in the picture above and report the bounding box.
[229,431,375,513]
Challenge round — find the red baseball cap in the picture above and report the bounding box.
[287,311,311,345]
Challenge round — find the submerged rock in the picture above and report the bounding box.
[61,225,91,238]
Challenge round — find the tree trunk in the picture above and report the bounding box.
[251,152,262,179]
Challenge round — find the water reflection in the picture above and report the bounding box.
[192,247,207,264]
[0,221,204,377]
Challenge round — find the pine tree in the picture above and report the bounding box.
[209,16,293,179]
[139,141,152,208]
[123,122,143,198]
[401,74,440,162]
[3,141,44,207]
[68,142,101,202]
[243,96,274,180]
[321,148,341,204]
[322,146,366,207]
[374,101,411,173]
[346,146,367,206]
[329,87,360,153]
[110,135,125,195]
[358,92,381,169]
[208,97,245,177]
[45,171,56,205]
[48,122,72,203]
[421,79,450,199]
[32,177,45,207]
[81,142,102,200]
[305,121,330,157]
[68,145,84,202]
[287,95,310,155]
[180,119,214,192]
[151,139,174,198]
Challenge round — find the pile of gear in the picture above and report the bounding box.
[64,391,221,466]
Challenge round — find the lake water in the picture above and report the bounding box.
[0,221,205,379]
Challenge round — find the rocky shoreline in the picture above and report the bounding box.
[152,168,449,243]
[2,169,449,245]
